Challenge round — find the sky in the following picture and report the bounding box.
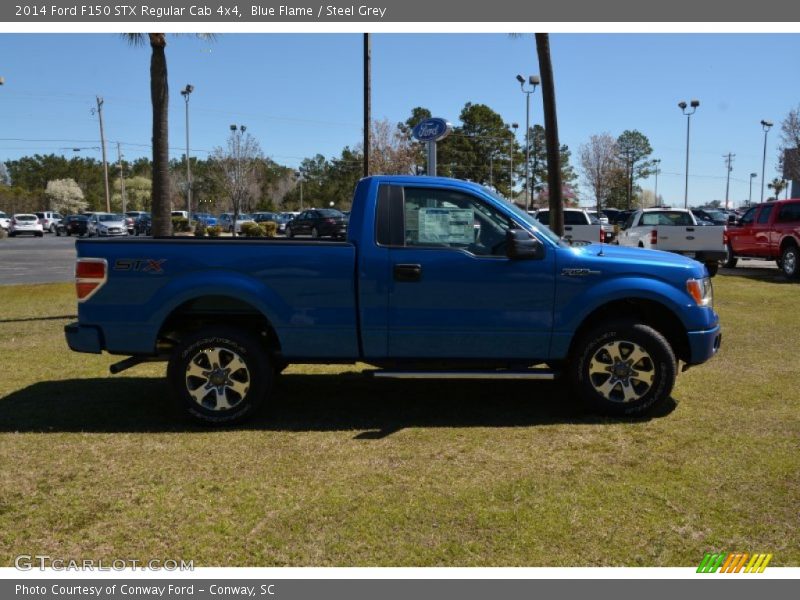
[0,33,798,207]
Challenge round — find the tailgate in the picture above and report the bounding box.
[655,225,724,254]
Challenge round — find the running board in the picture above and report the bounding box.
[369,369,557,381]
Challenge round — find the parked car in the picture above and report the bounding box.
[534,208,606,243]
[193,213,217,227]
[8,213,44,237]
[125,211,149,235]
[65,175,721,425]
[691,208,729,226]
[273,213,291,234]
[0,211,10,230]
[171,210,189,219]
[87,213,129,237]
[35,211,63,234]
[617,208,725,276]
[285,208,348,239]
[724,198,800,278]
[62,214,89,237]
[218,213,256,234]
[252,212,279,224]
[133,213,152,236]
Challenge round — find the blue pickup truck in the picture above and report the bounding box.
[65,176,721,424]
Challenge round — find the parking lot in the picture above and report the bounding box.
[0,233,77,284]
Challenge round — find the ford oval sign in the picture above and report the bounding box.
[412,118,452,143]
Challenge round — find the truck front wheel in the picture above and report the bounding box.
[167,326,273,425]
[570,321,676,416]
[723,244,738,269]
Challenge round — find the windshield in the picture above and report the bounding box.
[318,209,343,217]
[481,187,564,245]
[98,214,123,222]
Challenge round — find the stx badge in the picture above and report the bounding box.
[113,259,166,273]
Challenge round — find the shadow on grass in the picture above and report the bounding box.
[718,265,794,284]
[0,373,676,435]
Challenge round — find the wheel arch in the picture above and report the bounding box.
[157,294,282,355]
[568,297,690,364]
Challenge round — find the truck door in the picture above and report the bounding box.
[751,204,775,256]
[383,185,556,360]
[732,206,758,254]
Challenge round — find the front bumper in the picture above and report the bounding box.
[686,324,722,365]
[65,322,103,354]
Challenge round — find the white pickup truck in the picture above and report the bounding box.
[618,208,726,276]
[533,208,608,243]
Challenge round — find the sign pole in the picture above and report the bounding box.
[427,141,436,177]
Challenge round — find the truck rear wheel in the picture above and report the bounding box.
[781,245,799,279]
[705,262,719,277]
[723,244,737,269]
[570,320,676,416]
[167,326,272,425]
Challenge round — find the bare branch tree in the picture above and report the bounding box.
[356,118,418,175]
[580,133,618,214]
[210,129,263,235]
[779,106,800,181]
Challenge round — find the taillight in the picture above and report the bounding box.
[75,258,107,302]
[723,229,729,245]
[326,218,336,224]
[650,229,658,246]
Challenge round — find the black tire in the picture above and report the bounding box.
[49,224,56,234]
[36,232,43,238]
[780,244,800,280]
[9,232,16,237]
[311,226,319,239]
[705,262,719,277]
[570,320,676,417]
[286,226,293,238]
[723,244,738,269]
[167,326,273,425]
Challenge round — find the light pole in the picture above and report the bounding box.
[509,122,518,195]
[678,99,700,208]
[230,124,246,234]
[652,158,661,208]
[517,74,540,211]
[180,84,194,221]
[295,169,304,210]
[749,172,757,206]
[760,119,773,203]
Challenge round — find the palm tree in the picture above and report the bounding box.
[123,34,213,236]
[535,33,564,237]
[768,178,787,201]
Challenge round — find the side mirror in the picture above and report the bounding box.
[506,229,545,260]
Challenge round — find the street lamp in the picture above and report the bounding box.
[760,119,773,203]
[517,74,540,211]
[229,124,246,233]
[678,99,700,208]
[180,84,194,221]
[749,172,757,206]
[652,158,661,208]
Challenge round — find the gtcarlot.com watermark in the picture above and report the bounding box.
[14,555,194,571]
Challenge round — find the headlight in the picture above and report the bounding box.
[686,277,713,307]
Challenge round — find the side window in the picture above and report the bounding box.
[740,207,757,225]
[777,203,800,223]
[757,205,774,224]
[536,211,550,225]
[402,187,514,256]
[622,213,636,230]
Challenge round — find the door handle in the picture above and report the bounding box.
[686,227,695,232]
[564,225,573,230]
[394,264,422,282]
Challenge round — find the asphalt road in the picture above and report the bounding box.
[0,231,780,285]
[0,233,78,284]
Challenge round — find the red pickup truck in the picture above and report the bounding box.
[724,198,800,279]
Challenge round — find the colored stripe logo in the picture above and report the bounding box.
[697,552,772,573]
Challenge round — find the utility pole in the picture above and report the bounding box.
[363,33,371,178]
[96,96,111,212]
[117,142,126,214]
[653,158,661,208]
[723,153,735,210]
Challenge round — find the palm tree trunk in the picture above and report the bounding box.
[149,34,171,237]
[535,33,563,237]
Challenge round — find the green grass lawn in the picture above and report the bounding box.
[0,268,797,566]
